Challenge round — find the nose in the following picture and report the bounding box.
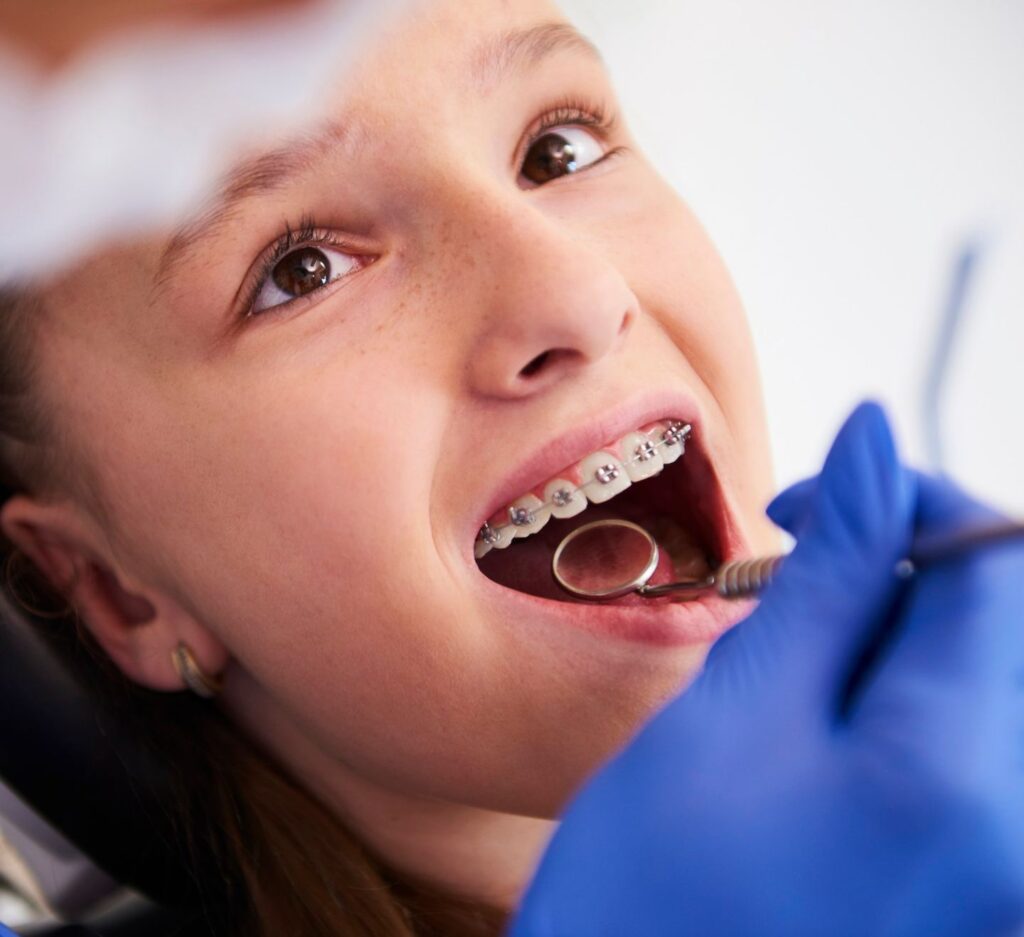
[463,200,637,399]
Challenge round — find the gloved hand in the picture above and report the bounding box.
[509,402,1024,937]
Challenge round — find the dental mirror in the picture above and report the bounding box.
[552,519,718,601]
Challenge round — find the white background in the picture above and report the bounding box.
[561,0,1024,513]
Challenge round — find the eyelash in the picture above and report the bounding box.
[241,97,620,319]
[522,96,618,161]
[239,215,357,318]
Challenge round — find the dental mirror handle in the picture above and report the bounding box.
[637,520,1024,602]
[637,557,782,601]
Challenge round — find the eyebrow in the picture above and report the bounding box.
[154,120,353,287]
[154,21,602,288]
[472,22,603,91]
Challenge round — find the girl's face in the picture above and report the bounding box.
[13,0,775,828]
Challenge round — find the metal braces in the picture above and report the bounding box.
[477,421,692,545]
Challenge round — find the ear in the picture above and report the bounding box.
[1,493,229,693]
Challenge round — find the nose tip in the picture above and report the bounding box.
[454,183,641,399]
[469,284,638,400]
[515,307,635,385]
[477,305,635,398]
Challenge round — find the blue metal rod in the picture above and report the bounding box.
[921,241,982,473]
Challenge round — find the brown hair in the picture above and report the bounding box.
[0,285,510,936]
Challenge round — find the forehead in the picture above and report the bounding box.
[326,0,592,121]
[374,0,570,68]
[306,0,574,111]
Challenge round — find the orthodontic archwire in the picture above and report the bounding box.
[477,421,693,545]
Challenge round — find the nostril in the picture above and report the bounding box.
[519,351,551,379]
[517,349,581,382]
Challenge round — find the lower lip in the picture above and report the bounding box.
[481,580,754,648]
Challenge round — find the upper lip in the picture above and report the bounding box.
[467,389,704,547]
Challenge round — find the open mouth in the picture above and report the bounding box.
[474,418,727,605]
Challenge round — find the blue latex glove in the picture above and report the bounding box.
[509,403,1024,937]
[0,924,15,937]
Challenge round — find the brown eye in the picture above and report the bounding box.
[272,247,331,298]
[522,133,578,184]
[520,126,605,186]
[251,242,363,315]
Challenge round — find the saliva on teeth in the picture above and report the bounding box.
[474,420,691,560]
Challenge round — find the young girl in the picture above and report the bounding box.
[0,0,799,933]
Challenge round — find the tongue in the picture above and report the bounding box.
[477,508,712,603]
[644,515,717,582]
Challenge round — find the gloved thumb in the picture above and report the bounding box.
[765,476,817,536]
[702,402,916,718]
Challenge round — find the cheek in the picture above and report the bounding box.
[610,183,777,546]
[106,346,500,766]
[571,164,761,426]
[617,191,754,392]
[100,327,457,642]
[654,216,762,419]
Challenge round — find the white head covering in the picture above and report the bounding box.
[0,0,406,280]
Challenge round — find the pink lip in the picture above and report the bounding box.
[467,389,704,548]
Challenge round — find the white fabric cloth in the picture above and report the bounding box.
[0,0,404,280]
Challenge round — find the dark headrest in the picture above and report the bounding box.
[0,594,224,916]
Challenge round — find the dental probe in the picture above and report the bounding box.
[552,518,1024,602]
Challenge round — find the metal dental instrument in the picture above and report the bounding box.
[552,517,1024,602]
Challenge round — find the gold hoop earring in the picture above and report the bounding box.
[171,642,223,699]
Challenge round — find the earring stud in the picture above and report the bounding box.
[171,641,223,699]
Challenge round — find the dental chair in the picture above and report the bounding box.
[0,588,229,936]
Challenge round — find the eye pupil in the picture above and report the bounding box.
[522,133,579,184]
[272,247,331,297]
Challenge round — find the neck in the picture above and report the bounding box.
[224,672,558,914]
[312,766,557,913]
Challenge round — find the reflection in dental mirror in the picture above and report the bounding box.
[551,520,659,599]
[552,519,719,601]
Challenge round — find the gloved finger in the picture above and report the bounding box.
[767,472,1012,590]
[764,475,817,536]
[700,402,916,721]
[764,470,990,542]
[913,473,1009,540]
[850,480,1024,767]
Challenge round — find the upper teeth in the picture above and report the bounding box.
[474,420,691,559]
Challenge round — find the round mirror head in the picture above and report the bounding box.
[552,519,659,599]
